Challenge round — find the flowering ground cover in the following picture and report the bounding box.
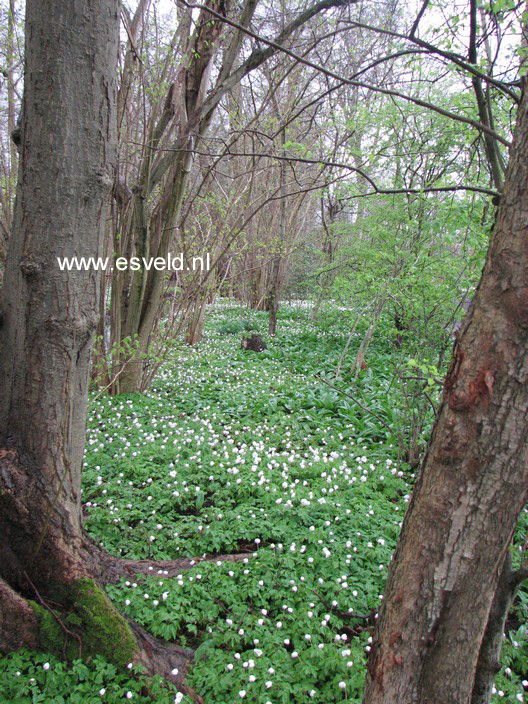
[0,303,526,703]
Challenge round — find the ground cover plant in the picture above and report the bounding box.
[0,303,526,703]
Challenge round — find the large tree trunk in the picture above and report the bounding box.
[0,7,269,693]
[363,78,528,703]
[0,0,118,587]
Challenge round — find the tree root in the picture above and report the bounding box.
[129,621,203,703]
[0,577,39,653]
[99,550,256,584]
[0,574,203,703]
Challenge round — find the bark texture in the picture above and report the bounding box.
[0,0,133,665]
[0,0,118,588]
[363,79,528,704]
[0,577,39,653]
[470,555,515,704]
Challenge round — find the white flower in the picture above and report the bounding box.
[239,691,246,699]
[99,689,106,696]
[171,667,179,675]
[42,663,50,671]
[126,693,133,700]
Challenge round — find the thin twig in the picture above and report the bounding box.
[24,571,82,658]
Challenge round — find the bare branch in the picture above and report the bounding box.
[180,2,513,146]
[135,142,501,198]
[410,0,429,39]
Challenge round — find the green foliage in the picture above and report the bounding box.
[217,318,259,335]
[2,304,526,702]
[0,651,181,703]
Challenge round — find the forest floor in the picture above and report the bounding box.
[1,302,526,703]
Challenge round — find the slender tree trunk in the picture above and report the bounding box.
[363,78,528,704]
[268,127,287,336]
[0,0,18,273]
[6,0,18,196]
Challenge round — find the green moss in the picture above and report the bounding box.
[69,578,139,667]
[31,601,64,654]
[31,578,139,668]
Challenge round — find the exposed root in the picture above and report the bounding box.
[129,622,203,703]
[0,577,39,653]
[1,574,204,702]
[99,550,256,584]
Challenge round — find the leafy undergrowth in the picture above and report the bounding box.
[1,303,526,703]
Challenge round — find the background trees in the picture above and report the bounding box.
[0,0,21,279]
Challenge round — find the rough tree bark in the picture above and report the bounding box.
[0,0,119,585]
[363,77,528,704]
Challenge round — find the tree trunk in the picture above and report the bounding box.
[470,554,514,704]
[0,0,118,586]
[0,0,150,671]
[0,12,245,692]
[363,78,528,704]
[268,128,287,336]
